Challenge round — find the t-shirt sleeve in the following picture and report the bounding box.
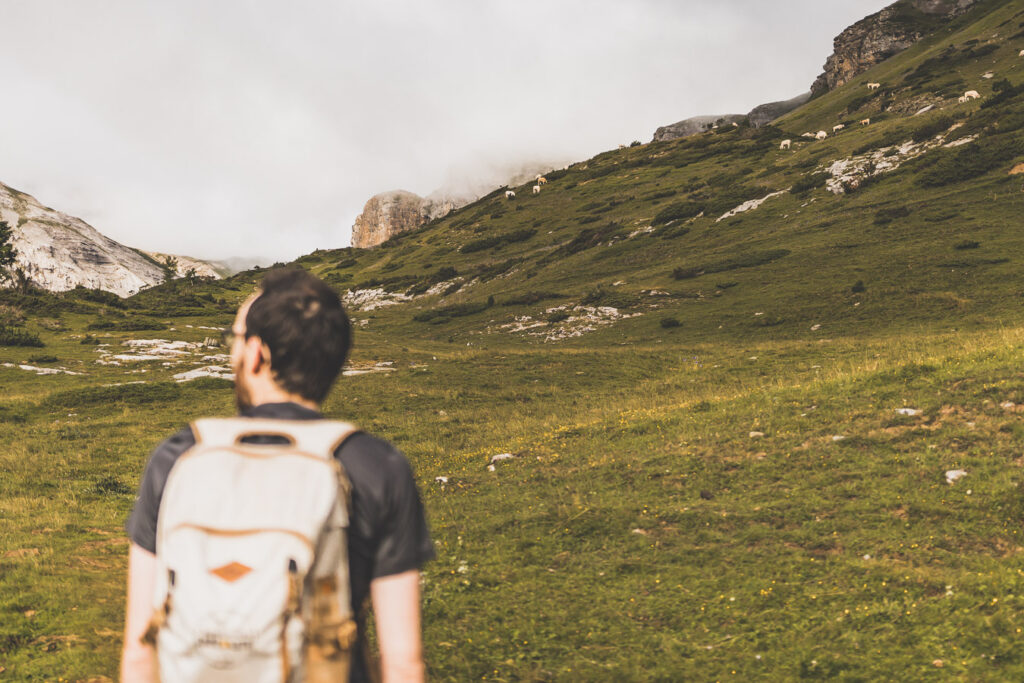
[371,447,436,579]
[125,427,195,553]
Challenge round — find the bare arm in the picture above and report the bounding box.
[371,569,425,683]
[121,542,158,683]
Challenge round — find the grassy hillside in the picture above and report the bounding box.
[5,0,1024,679]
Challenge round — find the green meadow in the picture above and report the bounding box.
[5,0,1024,678]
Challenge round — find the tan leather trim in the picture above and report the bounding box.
[169,523,315,553]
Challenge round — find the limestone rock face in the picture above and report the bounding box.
[351,190,462,249]
[651,114,745,143]
[0,182,166,297]
[747,92,812,127]
[810,0,981,96]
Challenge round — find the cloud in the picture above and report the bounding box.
[0,0,891,263]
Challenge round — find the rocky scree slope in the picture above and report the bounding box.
[0,182,166,297]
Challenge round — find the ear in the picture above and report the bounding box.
[241,335,267,375]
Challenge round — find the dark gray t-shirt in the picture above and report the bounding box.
[126,401,435,682]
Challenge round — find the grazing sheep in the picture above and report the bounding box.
[867,82,881,90]
[532,185,541,195]
[780,139,791,150]
[536,176,548,185]
[832,124,845,132]
[860,118,871,126]
[964,90,981,100]
[1020,49,1024,57]
[505,190,516,199]
[801,132,816,139]
[815,130,828,140]
[958,95,968,104]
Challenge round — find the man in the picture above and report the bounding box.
[121,268,434,682]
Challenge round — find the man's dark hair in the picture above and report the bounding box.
[245,268,351,403]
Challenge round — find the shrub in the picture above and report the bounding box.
[547,310,570,323]
[27,354,58,364]
[660,317,681,329]
[791,173,829,195]
[910,114,953,142]
[459,229,537,254]
[954,240,980,250]
[652,202,705,225]
[556,223,623,257]
[87,318,167,331]
[917,137,1022,187]
[851,280,866,293]
[673,249,791,280]
[413,299,492,323]
[874,206,912,225]
[502,291,563,306]
[0,326,43,347]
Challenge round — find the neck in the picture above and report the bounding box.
[248,380,320,412]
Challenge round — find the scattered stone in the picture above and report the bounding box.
[932,659,944,668]
[434,476,449,484]
[1,362,81,376]
[895,408,922,416]
[342,287,412,311]
[716,190,789,223]
[810,324,821,331]
[1001,401,1015,409]
[487,464,496,472]
[945,469,967,485]
[173,366,233,382]
[832,435,846,442]
[631,528,649,536]
[490,453,516,465]
[863,554,871,560]
[749,431,765,439]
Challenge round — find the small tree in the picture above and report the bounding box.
[0,220,16,283]
[160,255,178,283]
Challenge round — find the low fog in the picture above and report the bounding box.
[0,0,891,264]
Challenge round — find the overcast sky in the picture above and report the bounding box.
[0,0,891,265]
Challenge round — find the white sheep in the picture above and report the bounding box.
[801,132,816,139]
[832,124,845,132]
[505,190,516,199]
[536,176,548,185]
[532,185,541,195]
[1020,49,1024,57]
[867,82,881,90]
[860,118,871,126]
[958,95,968,104]
[964,90,981,100]
[815,130,827,140]
[779,139,791,150]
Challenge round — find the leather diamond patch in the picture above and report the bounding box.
[210,562,252,582]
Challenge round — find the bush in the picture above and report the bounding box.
[791,173,829,195]
[87,317,167,331]
[954,240,980,250]
[0,326,43,347]
[27,354,58,364]
[652,202,705,225]
[413,299,492,323]
[459,228,537,254]
[660,317,681,329]
[502,291,563,306]
[910,114,953,142]
[555,223,623,257]
[851,280,866,293]
[547,310,570,323]
[874,206,912,225]
[916,137,1022,187]
[673,249,791,280]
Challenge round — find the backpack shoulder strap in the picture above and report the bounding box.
[191,417,360,459]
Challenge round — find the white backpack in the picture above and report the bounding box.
[143,418,360,682]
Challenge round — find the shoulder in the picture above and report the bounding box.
[335,431,417,485]
[149,426,198,476]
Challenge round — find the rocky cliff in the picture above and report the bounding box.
[652,114,746,143]
[747,92,813,127]
[810,0,981,95]
[0,182,220,296]
[351,190,463,249]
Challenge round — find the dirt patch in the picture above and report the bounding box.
[4,547,40,559]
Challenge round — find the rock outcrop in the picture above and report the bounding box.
[351,190,463,249]
[651,114,746,143]
[143,251,227,279]
[810,0,981,95]
[747,92,813,127]
[0,182,166,296]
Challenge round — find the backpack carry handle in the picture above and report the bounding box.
[192,418,359,458]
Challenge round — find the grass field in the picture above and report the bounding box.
[5,0,1024,679]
